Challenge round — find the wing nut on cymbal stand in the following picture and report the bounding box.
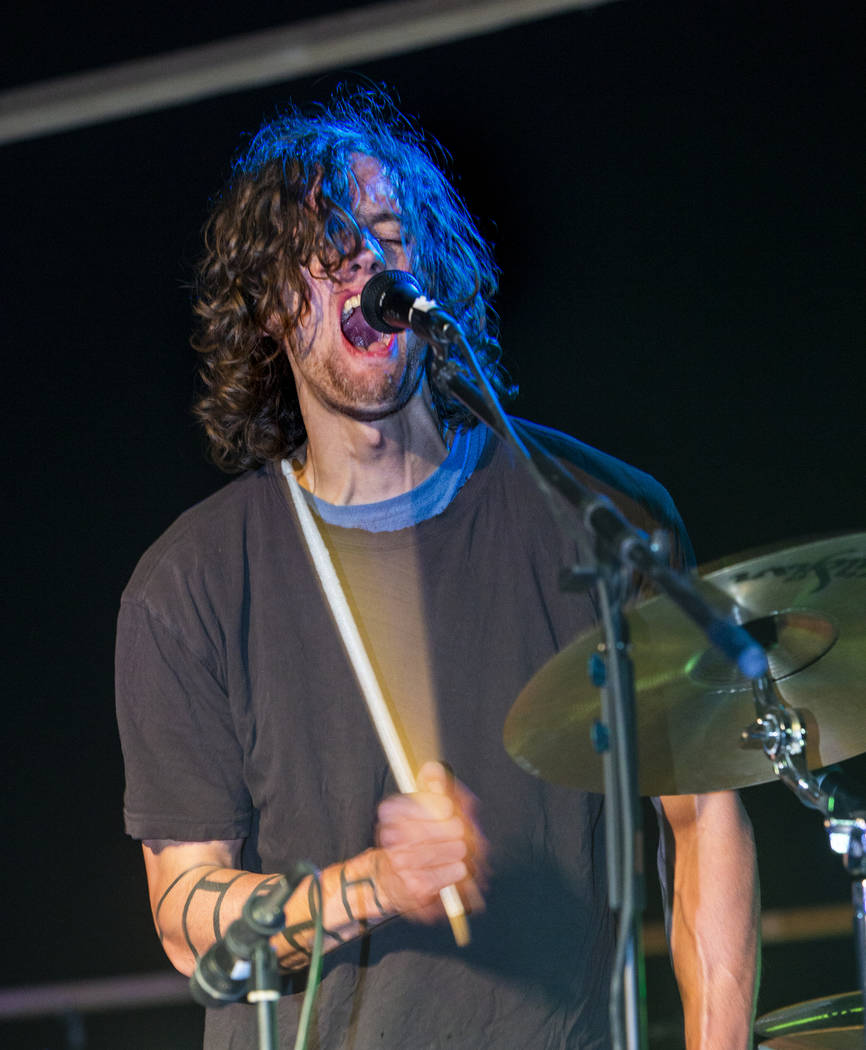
[741,676,825,809]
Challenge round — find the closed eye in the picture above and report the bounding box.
[378,238,408,265]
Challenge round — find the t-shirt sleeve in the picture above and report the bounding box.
[115,598,252,842]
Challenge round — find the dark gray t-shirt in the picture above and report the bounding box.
[116,422,690,1050]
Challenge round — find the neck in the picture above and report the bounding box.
[293,388,448,505]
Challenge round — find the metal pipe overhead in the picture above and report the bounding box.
[0,0,615,145]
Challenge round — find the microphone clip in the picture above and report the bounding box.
[190,873,297,1008]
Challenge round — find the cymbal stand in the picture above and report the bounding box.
[742,677,866,1034]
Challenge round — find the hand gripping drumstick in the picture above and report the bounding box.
[282,463,470,947]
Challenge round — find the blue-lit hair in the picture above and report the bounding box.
[192,85,512,472]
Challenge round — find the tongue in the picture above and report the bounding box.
[341,308,386,349]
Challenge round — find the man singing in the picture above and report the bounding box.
[116,87,759,1048]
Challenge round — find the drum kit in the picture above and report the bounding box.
[504,532,866,1049]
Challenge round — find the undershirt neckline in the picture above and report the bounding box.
[297,425,488,533]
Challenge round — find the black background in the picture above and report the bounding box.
[3,1,864,1046]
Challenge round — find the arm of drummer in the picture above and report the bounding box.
[142,762,485,976]
[658,791,760,1050]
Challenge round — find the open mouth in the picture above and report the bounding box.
[340,293,388,350]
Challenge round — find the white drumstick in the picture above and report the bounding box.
[282,462,470,946]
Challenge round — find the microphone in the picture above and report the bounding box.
[361,270,457,341]
[190,869,305,1008]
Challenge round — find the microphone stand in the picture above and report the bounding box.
[191,875,294,1050]
[249,938,281,1050]
[424,320,768,1050]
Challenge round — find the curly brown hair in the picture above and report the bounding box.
[192,86,511,472]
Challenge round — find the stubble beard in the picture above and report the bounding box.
[312,339,428,423]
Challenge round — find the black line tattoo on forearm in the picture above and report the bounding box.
[209,872,283,942]
[340,864,386,920]
[211,871,245,940]
[280,917,315,959]
[154,864,219,944]
[254,874,282,893]
[181,869,249,959]
[279,875,343,959]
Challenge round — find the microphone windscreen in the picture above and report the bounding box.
[360,270,422,333]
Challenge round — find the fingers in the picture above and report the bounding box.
[374,763,489,922]
[377,810,467,852]
[378,788,455,827]
[416,760,450,795]
[417,762,491,891]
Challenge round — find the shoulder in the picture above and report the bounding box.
[504,418,695,566]
[121,463,285,610]
[515,420,676,521]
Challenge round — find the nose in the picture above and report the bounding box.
[341,229,385,279]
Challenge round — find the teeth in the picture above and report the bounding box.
[341,293,361,322]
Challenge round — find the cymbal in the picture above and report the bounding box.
[756,991,863,1037]
[504,533,866,796]
[757,1030,863,1049]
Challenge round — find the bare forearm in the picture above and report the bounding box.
[148,848,394,976]
[276,850,395,969]
[661,792,760,1050]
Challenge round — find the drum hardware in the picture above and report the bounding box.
[755,990,864,1048]
[741,628,866,1049]
[757,1029,864,1048]
[740,674,827,809]
[505,533,866,796]
[504,532,866,1046]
